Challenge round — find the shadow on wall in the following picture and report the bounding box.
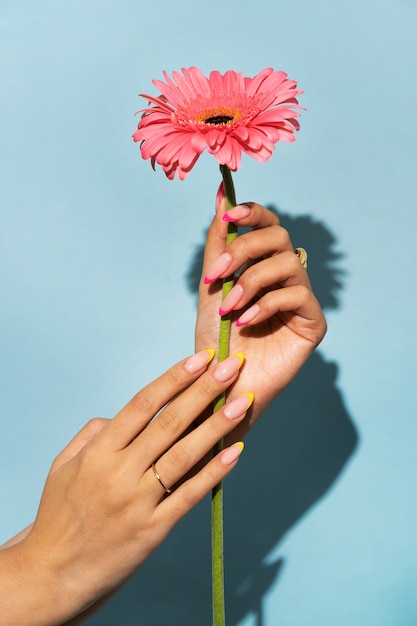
[86,209,358,626]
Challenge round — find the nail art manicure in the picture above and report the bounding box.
[221,441,245,465]
[204,252,233,284]
[224,393,254,420]
[223,204,251,222]
[216,181,225,213]
[236,304,261,327]
[184,349,215,374]
[219,284,244,316]
[213,352,245,382]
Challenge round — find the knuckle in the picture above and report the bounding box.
[157,407,180,436]
[166,444,190,471]
[85,417,109,432]
[296,284,311,303]
[229,233,251,258]
[279,224,292,243]
[129,392,155,415]
[167,364,188,387]
[270,224,289,248]
[270,211,280,226]
[260,297,275,316]
[204,415,224,440]
[179,483,200,509]
[194,374,217,401]
[288,249,302,268]
[203,461,221,486]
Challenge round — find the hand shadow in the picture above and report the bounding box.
[86,209,358,626]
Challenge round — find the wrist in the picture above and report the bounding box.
[0,534,86,626]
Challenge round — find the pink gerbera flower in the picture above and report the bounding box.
[133,67,303,180]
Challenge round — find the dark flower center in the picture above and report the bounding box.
[194,106,241,126]
[204,114,234,125]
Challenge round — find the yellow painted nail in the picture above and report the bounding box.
[184,348,216,374]
[243,392,254,409]
[230,351,245,368]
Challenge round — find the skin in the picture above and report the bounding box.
[0,353,248,625]
[0,199,326,625]
[196,192,327,439]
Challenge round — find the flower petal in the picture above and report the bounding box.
[133,66,303,179]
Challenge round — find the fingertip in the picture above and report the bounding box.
[236,304,261,327]
[223,204,252,222]
[215,180,226,214]
[220,441,245,466]
[183,349,216,374]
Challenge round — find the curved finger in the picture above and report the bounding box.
[223,201,280,231]
[130,353,246,470]
[236,285,326,345]
[202,191,281,284]
[203,224,295,286]
[154,442,245,525]
[218,251,311,316]
[145,392,253,500]
[102,349,216,450]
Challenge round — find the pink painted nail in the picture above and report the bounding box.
[223,204,251,222]
[224,393,254,420]
[221,441,245,466]
[219,283,244,316]
[215,181,225,213]
[213,352,245,382]
[236,304,261,327]
[184,349,215,374]
[204,252,232,284]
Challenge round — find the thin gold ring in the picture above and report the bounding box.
[295,247,308,269]
[151,462,172,494]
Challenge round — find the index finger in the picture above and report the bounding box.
[100,350,216,450]
[202,190,280,278]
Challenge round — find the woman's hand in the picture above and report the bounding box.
[195,186,327,437]
[0,350,251,626]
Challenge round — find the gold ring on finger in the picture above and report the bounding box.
[151,462,172,494]
[295,247,308,269]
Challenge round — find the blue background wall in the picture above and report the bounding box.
[1,1,416,624]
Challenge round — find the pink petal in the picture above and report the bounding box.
[208,70,224,94]
[182,67,212,98]
[133,66,304,178]
[205,128,226,149]
[191,133,208,152]
[231,126,249,142]
[245,68,275,96]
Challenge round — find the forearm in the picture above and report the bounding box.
[62,587,122,626]
[0,541,58,625]
[0,536,88,626]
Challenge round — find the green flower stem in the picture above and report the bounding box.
[212,164,238,626]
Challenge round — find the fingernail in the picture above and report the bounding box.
[204,252,232,284]
[215,181,225,213]
[224,393,254,420]
[213,352,245,382]
[219,284,244,316]
[223,204,251,222]
[236,304,261,327]
[221,441,245,465]
[184,349,215,374]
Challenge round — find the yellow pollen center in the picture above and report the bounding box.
[195,107,241,126]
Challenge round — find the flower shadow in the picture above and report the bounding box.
[85,210,358,626]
